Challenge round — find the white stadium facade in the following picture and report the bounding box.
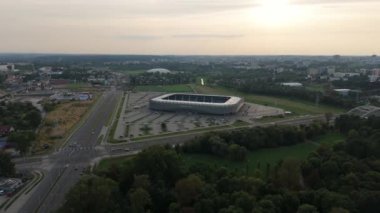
[149,93,244,115]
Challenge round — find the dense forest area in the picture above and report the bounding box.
[0,101,41,130]
[59,115,380,213]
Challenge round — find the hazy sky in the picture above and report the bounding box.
[1,0,379,55]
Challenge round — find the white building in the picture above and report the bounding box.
[0,64,14,72]
[334,89,351,96]
[281,82,303,87]
[146,68,171,74]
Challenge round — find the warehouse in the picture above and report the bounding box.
[149,93,244,115]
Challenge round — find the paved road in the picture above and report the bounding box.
[17,90,122,213]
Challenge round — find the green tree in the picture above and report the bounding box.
[257,199,276,213]
[297,204,319,213]
[276,158,302,190]
[59,176,118,213]
[129,188,151,213]
[133,146,184,186]
[0,152,15,177]
[8,131,36,154]
[175,174,204,207]
[228,144,248,161]
[329,207,349,213]
[232,191,255,212]
[219,206,244,213]
[132,174,151,190]
[24,110,42,128]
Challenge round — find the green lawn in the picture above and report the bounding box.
[194,85,343,115]
[97,132,345,175]
[183,133,345,175]
[183,143,317,175]
[96,156,132,172]
[135,84,194,93]
[314,132,345,146]
[305,83,327,92]
[67,83,91,90]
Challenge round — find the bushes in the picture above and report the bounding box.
[0,101,41,130]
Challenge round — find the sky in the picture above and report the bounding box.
[0,0,379,55]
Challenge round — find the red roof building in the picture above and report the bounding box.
[0,126,14,136]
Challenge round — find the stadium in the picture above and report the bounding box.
[149,93,244,115]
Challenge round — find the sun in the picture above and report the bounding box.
[253,0,302,27]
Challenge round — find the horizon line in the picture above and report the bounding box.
[0,52,378,57]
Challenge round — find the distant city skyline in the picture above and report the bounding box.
[1,0,379,55]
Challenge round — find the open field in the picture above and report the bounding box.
[314,132,345,146]
[183,132,345,175]
[33,94,99,153]
[96,155,133,172]
[183,143,317,175]
[194,85,344,115]
[135,84,194,93]
[304,83,327,92]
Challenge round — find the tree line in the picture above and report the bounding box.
[0,101,40,155]
[0,101,41,130]
[181,123,329,162]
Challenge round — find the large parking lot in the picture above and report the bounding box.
[113,92,285,141]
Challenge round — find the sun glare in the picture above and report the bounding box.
[254,0,304,27]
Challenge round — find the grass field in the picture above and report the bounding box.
[96,156,133,172]
[305,83,327,93]
[313,132,345,146]
[67,83,92,90]
[135,84,194,93]
[194,85,343,115]
[183,132,345,175]
[183,143,317,175]
[34,94,99,153]
[96,132,345,175]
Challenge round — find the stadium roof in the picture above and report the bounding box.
[151,93,242,106]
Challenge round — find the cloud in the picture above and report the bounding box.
[172,34,244,39]
[116,34,244,40]
[291,0,380,5]
[116,35,163,40]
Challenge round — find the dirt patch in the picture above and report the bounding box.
[33,97,97,153]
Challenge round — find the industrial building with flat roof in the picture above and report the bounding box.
[149,93,244,115]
